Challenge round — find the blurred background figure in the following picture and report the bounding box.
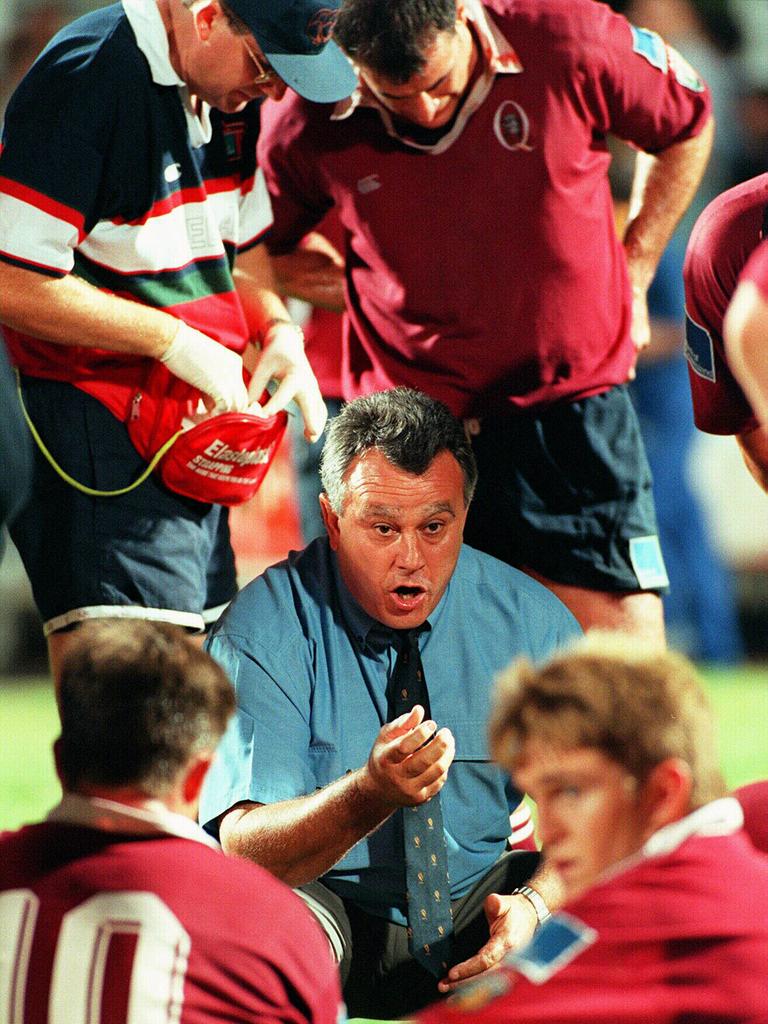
[0,2,72,117]
[610,0,749,663]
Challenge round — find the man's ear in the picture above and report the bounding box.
[192,0,220,42]
[640,757,693,836]
[319,492,341,550]
[182,751,214,806]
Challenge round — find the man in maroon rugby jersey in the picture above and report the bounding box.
[257,0,716,645]
[0,620,342,1024]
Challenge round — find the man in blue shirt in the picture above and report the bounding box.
[200,387,581,1017]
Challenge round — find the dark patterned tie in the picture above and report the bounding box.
[389,628,453,976]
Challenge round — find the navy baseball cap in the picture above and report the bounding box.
[226,0,357,103]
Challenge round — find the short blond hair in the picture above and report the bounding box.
[489,632,726,808]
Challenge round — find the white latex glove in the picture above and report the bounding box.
[160,320,248,412]
[247,320,327,442]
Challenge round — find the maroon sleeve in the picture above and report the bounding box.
[257,96,335,255]
[683,193,759,435]
[562,0,712,152]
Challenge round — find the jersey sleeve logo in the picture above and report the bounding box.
[630,25,668,73]
[667,45,705,92]
[685,311,717,381]
[508,912,597,984]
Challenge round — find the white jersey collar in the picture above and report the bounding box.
[592,796,745,894]
[641,796,744,857]
[122,0,212,145]
[331,0,522,154]
[47,792,221,851]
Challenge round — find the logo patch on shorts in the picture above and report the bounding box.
[630,25,668,73]
[684,313,716,381]
[629,535,669,590]
[509,913,597,984]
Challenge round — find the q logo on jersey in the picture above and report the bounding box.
[493,101,533,152]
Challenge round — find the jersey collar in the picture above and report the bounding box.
[641,796,744,857]
[122,0,212,146]
[47,792,221,850]
[331,0,522,155]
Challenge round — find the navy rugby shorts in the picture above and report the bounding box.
[464,385,669,592]
[11,377,237,635]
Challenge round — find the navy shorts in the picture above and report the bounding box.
[463,386,669,593]
[11,377,237,635]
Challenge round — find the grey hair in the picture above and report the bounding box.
[319,387,477,513]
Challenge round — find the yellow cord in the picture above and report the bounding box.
[16,371,182,497]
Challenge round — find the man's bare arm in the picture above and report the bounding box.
[0,261,252,410]
[219,706,454,886]
[724,279,768,428]
[233,242,328,440]
[0,262,176,357]
[622,116,715,359]
[737,423,768,494]
[270,231,346,313]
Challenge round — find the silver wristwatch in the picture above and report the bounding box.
[514,885,551,926]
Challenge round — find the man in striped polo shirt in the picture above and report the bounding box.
[0,0,356,690]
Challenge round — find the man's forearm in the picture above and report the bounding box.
[270,244,346,312]
[623,116,715,292]
[737,424,768,493]
[520,857,566,916]
[0,262,177,358]
[219,767,396,887]
[724,280,768,427]
[233,242,297,343]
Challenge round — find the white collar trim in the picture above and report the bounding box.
[122,0,183,87]
[47,793,221,850]
[641,796,744,857]
[591,797,744,893]
[122,0,212,145]
[330,0,522,154]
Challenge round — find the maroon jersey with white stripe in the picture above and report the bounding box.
[418,807,768,1024]
[258,0,711,418]
[0,819,342,1024]
[683,174,768,435]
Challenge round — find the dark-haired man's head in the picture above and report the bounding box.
[57,621,235,814]
[334,0,477,130]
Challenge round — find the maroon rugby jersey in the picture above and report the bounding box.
[258,0,711,418]
[741,238,768,300]
[0,798,342,1024]
[683,174,768,435]
[418,799,768,1024]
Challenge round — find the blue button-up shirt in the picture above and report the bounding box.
[200,538,580,921]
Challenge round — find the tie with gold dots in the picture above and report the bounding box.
[389,628,453,976]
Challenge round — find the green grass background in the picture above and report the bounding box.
[1,666,767,829]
